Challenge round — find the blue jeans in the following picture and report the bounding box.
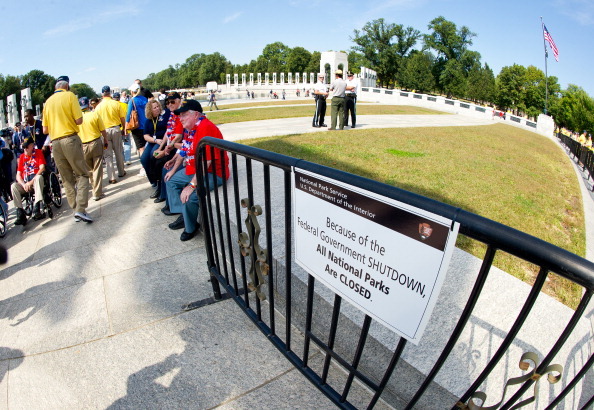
[182,173,224,234]
[123,135,131,163]
[160,163,185,204]
[140,143,159,184]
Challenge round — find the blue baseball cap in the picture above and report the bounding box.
[79,97,90,109]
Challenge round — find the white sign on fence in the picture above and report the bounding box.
[293,168,459,344]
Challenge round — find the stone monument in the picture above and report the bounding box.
[320,51,348,77]
[20,88,32,122]
[7,94,18,126]
[0,101,6,129]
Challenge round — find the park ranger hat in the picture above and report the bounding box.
[335,69,343,75]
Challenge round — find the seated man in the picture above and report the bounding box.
[165,99,229,241]
[11,137,46,224]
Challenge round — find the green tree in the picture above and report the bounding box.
[398,51,435,93]
[495,64,527,112]
[198,52,229,85]
[351,18,421,87]
[0,74,21,102]
[305,51,322,74]
[424,16,476,95]
[70,83,98,99]
[550,85,594,133]
[466,63,495,104]
[260,42,290,73]
[20,70,56,107]
[347,51,370,74]
[286,47,312,73]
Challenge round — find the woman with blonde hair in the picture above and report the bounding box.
[140,98,171,195]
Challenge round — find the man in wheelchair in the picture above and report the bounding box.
[11,137,46,225]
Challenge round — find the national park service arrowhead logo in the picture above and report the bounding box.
[418,222,433,240]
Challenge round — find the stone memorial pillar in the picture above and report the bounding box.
[7,94,18,125]
[250,73,254,86]
[272,73,277,85]
[0,101,6,129]
[35,104,41,118]
[257,73,262,85]
[20,87,32,121]
[303,72,308,84]
[233,73,239,88]
[295,73,300,84]
[309,73,315,84]
[241,73,246,87]
[288,73,293,84]
[226,74,231,89]
[265,73,269,85]
[280,73,285,84]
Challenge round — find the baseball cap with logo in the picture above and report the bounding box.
[166,92,181,100]
[174,99,203,115]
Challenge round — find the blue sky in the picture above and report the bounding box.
[1,0,593,97]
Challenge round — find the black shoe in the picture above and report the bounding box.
[15,208,26,225]
[320,124,327,127]
[351,125,356,128]
[312,125,320,128]
[33,203,44,220]
[161,206,179,216]
[154,197,165,203]
[169,215,185,230]
[149,189,161,199]
[180,230,196,241]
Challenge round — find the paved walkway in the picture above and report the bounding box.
[0,103,591,408]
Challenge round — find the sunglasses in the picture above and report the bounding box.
[166,100,176,105]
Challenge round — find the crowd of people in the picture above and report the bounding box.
[0,77,229,241]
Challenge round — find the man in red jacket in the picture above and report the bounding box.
[164,99,229,241]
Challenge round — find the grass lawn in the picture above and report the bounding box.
[205,103,444,124]
[241,123,585,309]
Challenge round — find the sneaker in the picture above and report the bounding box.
[74,212,93,223]
[139,168,146,176]
[93,194,106,201]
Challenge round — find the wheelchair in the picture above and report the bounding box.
[0,198,6,238]
[22,171,62,221]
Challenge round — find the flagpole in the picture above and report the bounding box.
[541,16,549,114]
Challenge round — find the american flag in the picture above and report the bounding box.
[543,24,559,62]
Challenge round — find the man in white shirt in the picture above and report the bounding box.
[344,72,360,128]
[312,74,328,128]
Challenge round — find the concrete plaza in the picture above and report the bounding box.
[0,104,591,408]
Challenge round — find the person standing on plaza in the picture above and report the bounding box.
[126,85,148,160]
[344,72,359,128]
[12,122,25,159]
[113,92,132,165]
[329,69,347,130]
[312,74,328,128]
[78,97,107,201]
[95,86,126,184]
[208,92,219,111]
[42,75,93,223]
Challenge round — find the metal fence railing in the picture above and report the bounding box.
[557,132,594,190]
[195,137,594,409]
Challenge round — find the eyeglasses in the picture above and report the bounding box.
[166,100,176,105]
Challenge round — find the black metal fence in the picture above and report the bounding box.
[196,137,594,409]
[557,132,594,191]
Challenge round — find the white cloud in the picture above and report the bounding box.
[223,12,243,24]
[43,4,141,38]
[554,0,594,25]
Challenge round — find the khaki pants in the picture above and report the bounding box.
[11,174,44,208]
[104,126,125,180]
[52,135,90,213]
[82,138,104,199]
